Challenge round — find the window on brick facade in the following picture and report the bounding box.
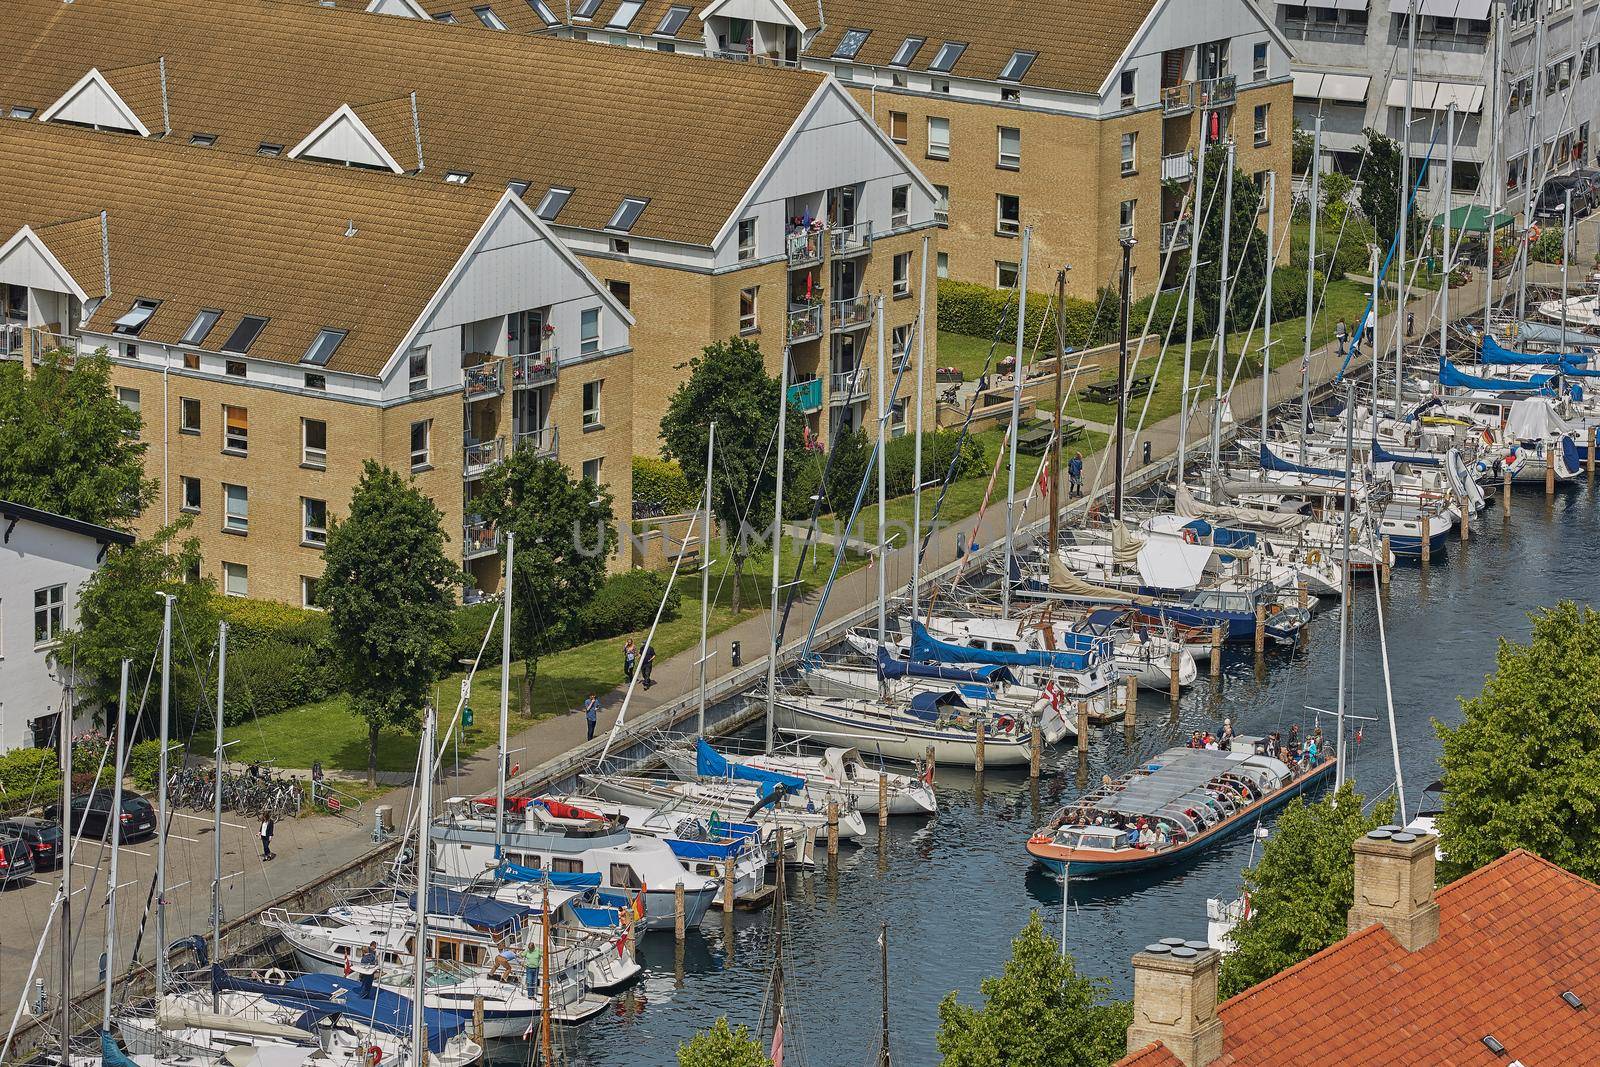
[893,252,911,297]
[927,117,950,160]
[739,287,759,332]
[996,261,1019,288]
[997,126,1020,169]
[223,561,248,597]
[303,497,328,546]
[891,184,909,227]
[888,111,907,143]
[223,405,248,454]
[302,418,327,467]
[1121,132,1138,175]
[223,483,249,533]
[996,194,1020,237]
[180,396,200,433]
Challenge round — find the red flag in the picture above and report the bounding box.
[771,1018,785,1067]
[1354,726,1364,744]
[632,884,647,923]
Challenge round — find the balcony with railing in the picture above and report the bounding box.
[1161,219,1192,252]
[463,437,505,479]
[1161,150,1195,183]
[515,425,559,458]
[0,321,24,361]
[787,376,824,414]
[831,294,872,332]
[1161,82,1194,115]
[829,366,870,405]
[511,347,558,389]
[787,303,824,343]
[463,519,499,560]
[829,221,873,258]
[1197,74,1237,109]
[463,358,504,400]
[787,229,824,268]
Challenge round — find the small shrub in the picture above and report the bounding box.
[579,570,682,640]
[1530,225,1565,264]
[127,739,164,791]
[937,280,1115,351]
[447,600,505,669]
[632,456,698,515]
[1270,265,1308,324]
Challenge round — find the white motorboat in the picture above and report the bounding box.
[579,771,867,845]
[662,738,937,816]
[773,689,1037,767]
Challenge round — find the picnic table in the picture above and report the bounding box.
[1016,419,1086,455]
[1079,372,1153,404]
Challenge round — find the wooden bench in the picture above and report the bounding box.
[1016,419,1086,455]
[1078,373,1153,404]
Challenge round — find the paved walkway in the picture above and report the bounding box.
[0,255,1508,1029]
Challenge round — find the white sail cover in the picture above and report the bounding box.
[1505,398,1576,441]
[158,1004,311,1042]
[1173,483,1305,532]
[1136,536,1213,590]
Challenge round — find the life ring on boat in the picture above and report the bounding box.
[996,714,1016,734]
[264,967,288,986]
[1306,549,1322,565]
[366,1045,383,1066]
[1181,528,1199,545]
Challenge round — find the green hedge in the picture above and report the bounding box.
[579,570,682,640]
[127,738,165,791]
[937,280,1124,351]
[632,456,698,513]
[215,597,339,719]
[447,600,505,669]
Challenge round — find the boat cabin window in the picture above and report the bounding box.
[552,857,585,874]
[462,943,485,966]
[610,862,644,889]
[434,938,459,961]
[510,851,545,869]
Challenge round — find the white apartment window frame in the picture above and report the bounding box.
[302,497,328,547]
[1119,70,1136,109]
[1253,41,1268,82]
[891,184,909,227]
[892,252,911,297]
[223,482,249,534]
[997,126,1021,170]
[179,396,201,434]
[223,561,248,598]
[1119,198,1137,240]
[933,185,950,225]
[739,286,759,333]
[737,217,758,261]
[582,380,603,429]
[996,193,1021,237]
[888,110,907,143]
[222,404,248,455]
[1121,132,1138,176]
[1254,103,1271,147]
[180,475,202,513]
[581,457,604,484]
[302,417,328,469]
[926,116,950,161]
[301,575,322,610]
[34,585,65,645]
[996,261,1020,289]
[936,252,949,279]
[408,347,429,393]
[410,419,431,470]
[579,308,601,355]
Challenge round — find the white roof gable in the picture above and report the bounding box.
[365,0,431,16]
[37,68,151,137]
[0,226,92,302]
[288,104,405,173]
[697,0,807,32]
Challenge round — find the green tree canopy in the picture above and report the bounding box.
[319,461,459,784]
[1356,128,1419,247]
[0,348,155,528]
[659,336,805,611]
[1218,783,1395,998]
[676,1017,771,1067]
[936,912,1131,1067]
[474,450,615,705]
[56,520,216,727]
[1183,149,1269,339]
[1435,601,1600,882]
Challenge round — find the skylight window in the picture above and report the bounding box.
[258,142,284,156]
[301,328,347,366]
[189,132,217,146]
[536,186,573,221]
[608,0,643,28]
[928,41,967,73]
[180,308,221,346]
[890,37,925,67]
[572,0,602,19]
[10,106,38,120]
[473,5,507,28]
[655,5,689,34]
[526,0,558,23]
[221,315,269,354]
[112,299,160,336]
[508,179,530,197]
[998,50,1037,82]
[446,171,473,185]
[607,197,649,232]
[833,28,871,60]
[433,11,458,22]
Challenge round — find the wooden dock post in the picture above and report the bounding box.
[1210,624,1223,679]
[472,996,485,1045]
[826,799,839,858]
[877,773,889,830]
[1546,454,1557,496]
[1297,580,1308,610]
[1502,466,1512,515]
[1076,700,1088,753]
[1420,515,1431,566]
[924,744,936,786]
[674,881,686,942]
[1460,497,1469,542]
[1169,649,1181,703]
[722,858,735,915]
[1253,604,1266,655]
[1029,724,1041,778]
[1381,535,1392,586]
[1589,434,1596,479]
[974,721,985,776]
[1124,676,1137,736]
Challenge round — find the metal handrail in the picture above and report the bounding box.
[829,221,873,256]
[787,303,823,342]
[516,425,559,457]
[463,359,504,399]
[830,295,871,330]
[463,437,505,473]
[511,348,559,388]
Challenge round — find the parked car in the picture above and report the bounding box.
[1536,175,1595,219]
[0,836,37,887]
[0,816,62,870]
[44,790,156,842]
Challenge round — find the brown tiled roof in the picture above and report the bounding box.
[809,0,1161,95]
[0,0,826,245]
[1115,850,1600,1067]
[314,0,705,41]
[0,120,501,377]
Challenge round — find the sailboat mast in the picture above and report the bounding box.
[1261,170,1275,449]
[212,622,228,1010]
[540,883,553,1063]
[1484,3,1503,338]
[910,235,929,622]
[764,345,790,755]
[878,919,891,1067]
[1335,383,1354,788]
[1116,237,1134,522]
[1210,142,1235,478]
[1050,267,1066,556]
[57,662,73,1067]
[876,295,888,654]
[155,592,173,1008]
[1179,119,1209,482]
[413,706,435,1066]
[1002,228,1031,617]
[1301,116,1321,462]
[1517,10,1546,325]
[698,423,715,735]
[497,531,514,854]
[1397,0,1416,406]
[1441,105,1455,372]
[101,660,130,1037]
[1562,190,1572,345]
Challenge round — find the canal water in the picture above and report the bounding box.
[490,485,1598,1066]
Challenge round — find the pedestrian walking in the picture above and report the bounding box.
[1068,451,1084,496]
[258,813,275,861]
[583,693,600,741]
[1406,310,1415,338]
[623,638,637,683]
[1335,318,1348,352]
[310,759,323,805]
[640,644,656,689]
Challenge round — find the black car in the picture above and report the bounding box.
[1536,175,1594,219]
[0,836,36,887]
[43,790,156,842]
[0,817,61,870]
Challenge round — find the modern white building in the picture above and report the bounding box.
[0,501,133,753]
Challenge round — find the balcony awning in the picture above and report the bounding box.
[1384,78,1484,113]
[1388,0,1485,15]
[1293,70,1372,103]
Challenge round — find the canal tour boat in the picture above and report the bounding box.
[1026,738,1336,879]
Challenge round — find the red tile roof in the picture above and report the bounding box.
[1116,850,1600,1067]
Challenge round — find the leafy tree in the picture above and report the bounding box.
[1186,149,1268,340]
[475,450,614,709]
[1435,601,1600,883]
[1291,121,1315,176]
[677,1017,771,1067]
[55,520,215,726]
[319,461,459,785]
[1356,128,1420,248]
[0,347,154,528]
[936,912,1131,1067]
[659,337,805,611]
[1218,783,1396,998]
[823,427,872,515]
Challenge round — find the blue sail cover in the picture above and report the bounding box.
[210,967,471,1054]
[1481,335,1567,366]
[1371,438,1442,467]
[695,738,806,794]
[572,904,623,929]
[1439,359,1555,393]
[100,1030,140,1067]
[910,620,1103,672]
[495,861,603,889]
[1258,442,1344,479]
[906,689,968,723]
[669,837,743,861]
[413,886,531,933]
[876,646,1017,685]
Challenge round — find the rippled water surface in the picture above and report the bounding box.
[488,487,1598,1066]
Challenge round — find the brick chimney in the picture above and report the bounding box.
[1126,939,1224,1067]
[1346,826,1440,952]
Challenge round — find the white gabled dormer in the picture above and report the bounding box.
[288,104,406,173]
[364,0,431,17]
[697,0,808,62]
[36,68,151,137]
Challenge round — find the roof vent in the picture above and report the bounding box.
[1482,1035,1506,1056]
[345,220,358,238]
[1563,990,1585,1010]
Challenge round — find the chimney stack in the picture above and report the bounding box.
[1126,939,1224,1067]
[1346,827,1440,952]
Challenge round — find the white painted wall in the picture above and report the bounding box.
[1112,0,1290,111]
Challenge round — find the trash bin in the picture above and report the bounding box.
[731,640,742,668]
[1143,441,1153,465]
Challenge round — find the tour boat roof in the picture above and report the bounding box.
[1093,747,1274,822]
